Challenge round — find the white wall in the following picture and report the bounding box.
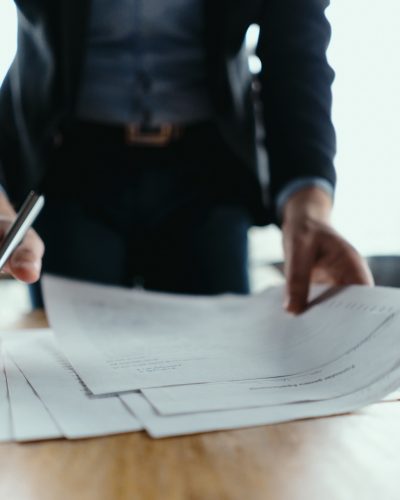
[0,2,399,259]
[328,0,400,256]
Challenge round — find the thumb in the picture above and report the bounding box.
[5,230,44,283]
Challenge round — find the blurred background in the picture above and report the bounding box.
[248,1,400,289]
[0,1,399,313]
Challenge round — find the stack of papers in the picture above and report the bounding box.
[1,274,400,442]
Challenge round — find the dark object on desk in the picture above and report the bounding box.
[367,256,400,288]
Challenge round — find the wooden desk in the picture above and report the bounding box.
[1,311,400,500]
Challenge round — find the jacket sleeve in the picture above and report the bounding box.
[256,0,337,207]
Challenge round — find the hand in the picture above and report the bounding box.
[0,192,44,283]
[281,187,373,314]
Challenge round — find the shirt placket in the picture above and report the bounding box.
[133,0,153,126]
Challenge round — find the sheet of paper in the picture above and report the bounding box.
[142,311,400,414]
[3,351,63,441]
[6,332,143,439]
[381,390,400,402]
[42,275,400,395]
[0,346,13,442]
[123,362,400,438]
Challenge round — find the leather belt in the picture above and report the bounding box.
[58,121,185,148]
[125,123,183,146]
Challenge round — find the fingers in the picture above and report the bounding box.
[282,219,374,315]
[3,228,45,283]
[342,244,374,285]
[283,229,317,315]
[312,239,374,286]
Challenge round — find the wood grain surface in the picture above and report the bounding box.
[1,311,399,500]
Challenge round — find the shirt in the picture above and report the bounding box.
[76,0,212,126]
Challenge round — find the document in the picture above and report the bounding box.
[142,310,400,414]
[42,275,399,395]
[3,351,63,441]
[382,391,400,402]
[0,347,12,442]
[6,332,143,439]
[122,362,400,438]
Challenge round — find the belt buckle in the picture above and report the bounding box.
[125,124,178,146]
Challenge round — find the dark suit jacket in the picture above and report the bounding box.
[0,0,336,224]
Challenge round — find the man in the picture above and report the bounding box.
[0,0,373,313]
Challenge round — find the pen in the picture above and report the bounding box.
[0,190,45,271]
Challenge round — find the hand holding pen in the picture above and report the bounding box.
[0,190,45,283]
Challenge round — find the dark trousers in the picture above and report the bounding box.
[30,122,255,307]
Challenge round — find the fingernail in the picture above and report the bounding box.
[283,295,291,310]
[284,298,303,315]
[285,305,297,315]
[12,259,40,272]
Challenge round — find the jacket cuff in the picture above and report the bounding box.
[275,176,334,224]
